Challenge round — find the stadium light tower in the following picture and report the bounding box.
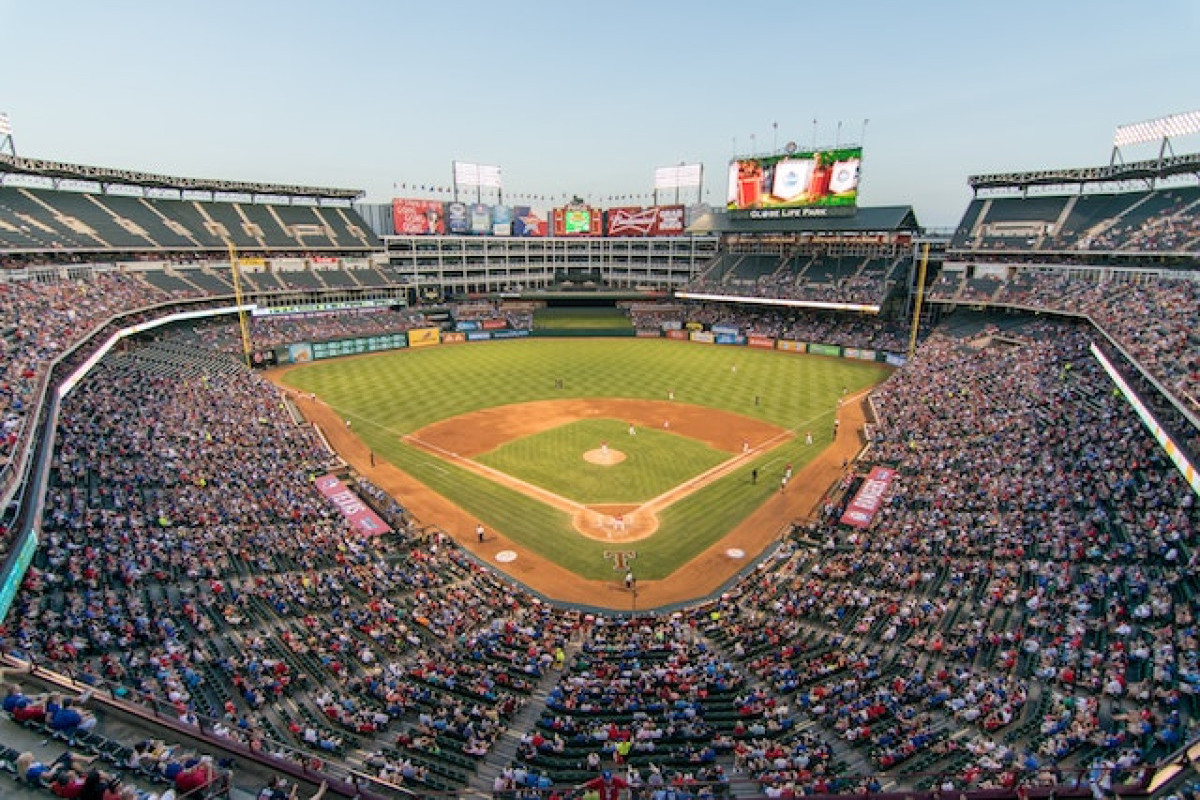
[0,113,15,157]
[1111,109,1200,167]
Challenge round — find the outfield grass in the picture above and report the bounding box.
[533,307,632,329]
[282,338,891,580]
[476,418,728,504]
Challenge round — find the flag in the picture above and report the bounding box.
[829,159,860,194]
[771,159,814,202]
[0,113,11,136]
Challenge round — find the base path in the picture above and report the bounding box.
[270,370,869,610]
[405,399,793,543]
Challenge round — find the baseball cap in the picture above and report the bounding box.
[602,770,612,780]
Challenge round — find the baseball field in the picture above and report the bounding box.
[275,337,891,605]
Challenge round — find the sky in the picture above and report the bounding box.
[2,0,1198,227]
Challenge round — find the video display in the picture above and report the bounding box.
[726,147,861,218]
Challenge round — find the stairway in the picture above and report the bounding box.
[466,641,582,796]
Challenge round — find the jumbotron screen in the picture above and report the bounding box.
[726,146,861,219]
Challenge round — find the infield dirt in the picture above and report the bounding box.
[271,368,868,610]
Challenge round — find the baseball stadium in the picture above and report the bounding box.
[0,107,1197,800]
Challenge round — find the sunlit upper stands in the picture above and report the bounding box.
[0,186,379,254]
[951,187,1200,256]
[0,154,377,255]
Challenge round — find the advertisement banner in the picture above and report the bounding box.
[407,327,441,348]
[690,331,715,344]
[392,198,445,235]
[661,321,682,331]
[446,202,470,234]
[712,325,740,337]
[467,331,492,341]
[635,329,662,338]
[469,203,492,235]
[848,348,877,361]
[442,331,466,344]
[726,146,862,215]
[840,467,896,529]
[776,340,806,352]
[748,335,776,349]
[490,329,530,339]
[684,321,704,331]
[492,205,513,236]
[251,349,278,368]
[0,530,38,624]
[455,320,480,331]
[715,334,746,345]
[315,474,390,536]
[288,342,314,363]
[809,343,842,357]
[665,329,688,340]
[481,318,507,330]
[885,353,907,367]
[512,206,547,237]
[605,205,687,236]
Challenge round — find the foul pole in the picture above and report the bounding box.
[907,242,929,361]
[227,241,254,367]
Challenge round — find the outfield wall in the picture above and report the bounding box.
[269,324,908,366]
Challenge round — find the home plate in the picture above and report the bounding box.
[495,550,518,563]
[725,548,745,559]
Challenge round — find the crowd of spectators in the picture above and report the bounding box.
[0,265,1197,797]
[189,308,430,354]
[629,302,913,354]
[954,187,1200,254]
[0,272,182,509]
[927,270,1198,416]
[453,300,536,331]
[685,253,905,306]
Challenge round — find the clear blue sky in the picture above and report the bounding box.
[3,0,1197,227]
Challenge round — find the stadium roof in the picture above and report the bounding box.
[968,151,1200,191]
[716,205,920,234]
[0,154,363,199]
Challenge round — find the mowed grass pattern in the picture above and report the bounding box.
[476,418,728,504]
[282,338,892,580]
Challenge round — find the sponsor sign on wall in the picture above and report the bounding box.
[605,205,686,236]
[840,467,896,529]
[407,327,441,348]
[392,198,445,235]
[315,474,390,536]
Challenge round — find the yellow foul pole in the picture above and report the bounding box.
[227,241,253,366]
[907,242,930,361]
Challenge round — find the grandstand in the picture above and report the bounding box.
[679,207,920,312]
[0,142,1197,800]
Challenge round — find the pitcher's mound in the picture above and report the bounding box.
[583,448,625,466]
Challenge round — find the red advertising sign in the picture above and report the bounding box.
[665,329,688,340]
[840,467,896,529]
[315,474,390,536]
[606,205,686,236]
[747,335,776,349]
[481,318,507,330]
[392,198,445,235]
